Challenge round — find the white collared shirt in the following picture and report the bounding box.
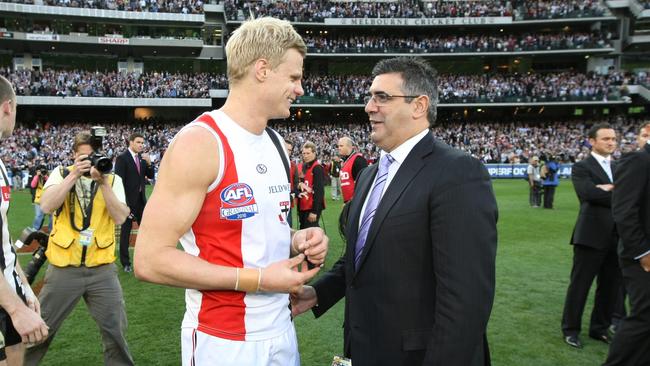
[591,151,613,182]
[358,129,430,229]
[128,148,139,163]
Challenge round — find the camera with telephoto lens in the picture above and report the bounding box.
[16,228,49,284]
[85,126,112,175]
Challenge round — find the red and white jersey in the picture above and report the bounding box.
[179,110,292,341]
[1,159,24,300]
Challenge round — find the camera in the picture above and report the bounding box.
[85,126,112,175]
[15,228,49,284]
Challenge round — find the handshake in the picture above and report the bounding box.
[255,227,328,294]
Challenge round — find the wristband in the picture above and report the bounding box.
[237,268,261,293]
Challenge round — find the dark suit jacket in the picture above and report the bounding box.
[570,155,617,250]
[114,150,154,215]
[612,144,650,261]
[313,132,498,366]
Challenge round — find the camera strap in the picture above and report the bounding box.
[69,180,98,232]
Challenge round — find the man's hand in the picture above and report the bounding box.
[640,254,650,272]
[259,254,320,293]
[141,153,151,165]
[292,227,328,266]
[290,285,318,317]
[596,184,614,192]
[89,166,106,185]
[307,212,318,223]
[24,289,41,315]
[9,304,49,345]
[72,154,92,178]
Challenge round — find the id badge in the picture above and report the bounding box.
[331,356,352,366]
[79,229,94,247]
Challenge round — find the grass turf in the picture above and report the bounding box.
[8,179,610,365]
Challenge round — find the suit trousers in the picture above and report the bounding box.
[543,185,556,209]
[603,259,650,366]
[119,202,143,267]
[562,245,622,337]
[24,263,134,366]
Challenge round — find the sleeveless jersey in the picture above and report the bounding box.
[179,111,292,341]
[1,159,25,301]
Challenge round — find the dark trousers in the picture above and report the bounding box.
[604,259,650,366]
[298,210,320,229]
[119,203,143,267]
[543,185,556,209]
[529,183,542,207]
[561,245,622,337]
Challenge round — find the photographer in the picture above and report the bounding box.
[24,131,134,366]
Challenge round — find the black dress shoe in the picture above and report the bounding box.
[565,335,583,348]
[589,333,612,344]
[123,265,133,273]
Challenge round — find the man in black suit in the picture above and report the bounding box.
[561,123,622,348]
[291,57,498,366]
[114,132,154,273]
[603,127,650,366]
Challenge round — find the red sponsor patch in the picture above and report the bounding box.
[1,185,10,201]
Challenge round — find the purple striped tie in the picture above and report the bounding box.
[354,154,394,269]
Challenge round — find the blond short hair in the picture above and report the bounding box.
[302,141,317,155]
[225,17,306,84]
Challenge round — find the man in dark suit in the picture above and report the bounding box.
[603,129,650,366]
[561,123,622,348]
[114,132,154,273]
[291,57,498,366]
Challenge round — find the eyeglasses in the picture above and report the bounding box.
[363,92,420,106]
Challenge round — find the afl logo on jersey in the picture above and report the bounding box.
[220,182,259,220]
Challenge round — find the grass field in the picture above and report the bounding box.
[8,179,612,365]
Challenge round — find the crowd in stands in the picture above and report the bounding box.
[1,115,645,187]
[224,0,607,21]
[225,0,512,21]
[518,0,606,19]
[1,68,220,98]
[7,0,204,14]
[2,0,611,17]
[300,71,636,104]
[3,67,643,103]
[304,32,613,54]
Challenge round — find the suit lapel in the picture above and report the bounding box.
[586,155,611,183]
[354,132,434,274]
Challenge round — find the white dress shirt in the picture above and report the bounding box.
[591,151,613,183]
[358,129,430,229]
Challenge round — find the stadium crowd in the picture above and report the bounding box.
[7,0,204,13]
[518,0,606,19]
[2,0,611,17]
[1,115,645,188]
[224,0,607,21]
[2,67,642,102]
[0,68,222,98]
[3,67,645,103]
[300,71,635,104]
[304,32,613,53]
